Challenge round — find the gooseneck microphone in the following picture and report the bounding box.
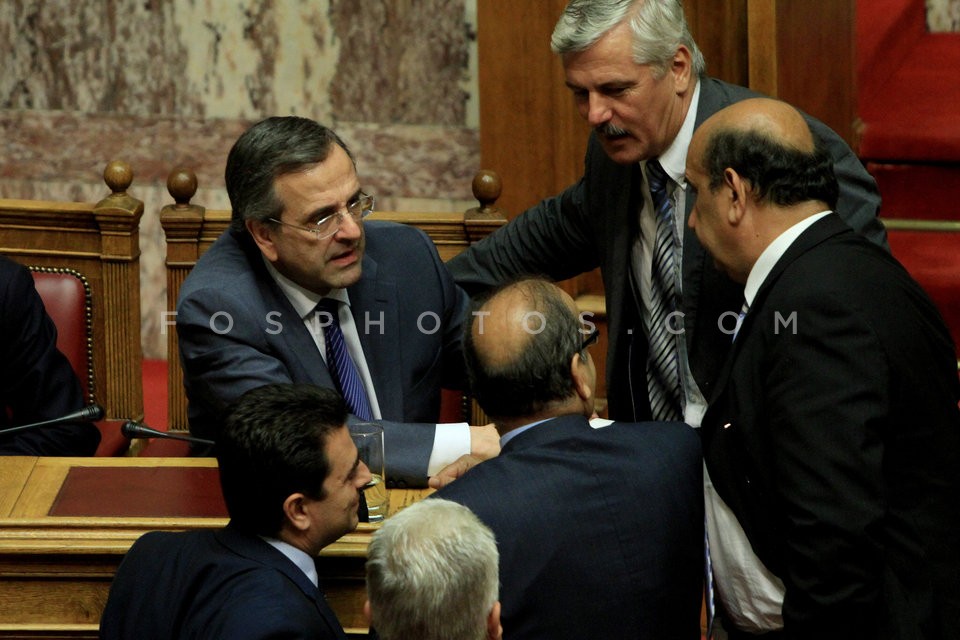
[0,403,105,437]
[120,421,215,447]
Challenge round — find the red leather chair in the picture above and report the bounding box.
[30,268,129,456]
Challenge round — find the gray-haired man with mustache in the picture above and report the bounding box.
[447,0,884,430]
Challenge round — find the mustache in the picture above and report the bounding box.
[596,122,628,137]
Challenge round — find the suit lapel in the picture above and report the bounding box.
[706,214,852,408]
[347,252,402,418]
[237,232,337,389]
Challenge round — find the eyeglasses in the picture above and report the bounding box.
[578,326,600,353]
[268,193,375,240]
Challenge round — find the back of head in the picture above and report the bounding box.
[225,116,354,231]
[701,100,839,210]
[551,0,705,76]
[366,498,499,640]
[464,278,584,421]
[217,383,347,537]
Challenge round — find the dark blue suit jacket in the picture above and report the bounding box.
[435,415,704,640]
[0,256,99,455]
[448,77,884,421]
[100,526,347,640]
[177,222,468,486]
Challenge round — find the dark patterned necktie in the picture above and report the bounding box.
[645,160,684,421]
[316,298,373,421]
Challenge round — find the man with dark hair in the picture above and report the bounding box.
[447,0,885,429]
[435,278,704,640]
[1,255,99,455]
[687,98,960,639]
[177,116,497,487]
[100,384,368,639]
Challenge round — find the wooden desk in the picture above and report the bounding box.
[0,457,429,638]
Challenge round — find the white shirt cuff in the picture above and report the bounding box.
[426,422,471,476]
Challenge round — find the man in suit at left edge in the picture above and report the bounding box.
[100,383,368,639]
[176,116,498,487]
[0,255,99,455]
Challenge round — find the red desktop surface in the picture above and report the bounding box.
[49,466,227,518]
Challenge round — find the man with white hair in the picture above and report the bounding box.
[365,498,501,640]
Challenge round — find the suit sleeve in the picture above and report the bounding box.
[763,290,887,638]
[447,168,602,295]
[378,227,469,487]
[177,288,299,435]
[0,264,98,455]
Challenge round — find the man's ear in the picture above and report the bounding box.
[487,601,503,640]
[570,353,594,403]
[282,493,310,532]
[246,218,279,262]
[669,45,694,95]
[363,600,372,626]
[723,167,749,225]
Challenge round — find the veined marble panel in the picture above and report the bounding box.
[928,0,960,31]
[0,0,476,123]
[0,112,479,197]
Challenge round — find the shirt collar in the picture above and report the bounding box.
[262,256,350,319]
[499,418,552,448]
[261,536,319,588]
[647,78,701,187]
[744,211,832,307]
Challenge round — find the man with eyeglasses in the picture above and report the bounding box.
[433,277,704,640]
[176,116,498,487]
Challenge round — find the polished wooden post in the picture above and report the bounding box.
[92,162,145,422]
[159,169,206,431]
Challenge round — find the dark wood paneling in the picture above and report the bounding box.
[477,0,588,218]
[774,0,857,145]
[687,0,750,86]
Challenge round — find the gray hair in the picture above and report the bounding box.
[551,0,705,77]
[366,499,499,640]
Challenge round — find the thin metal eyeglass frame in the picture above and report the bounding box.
[579,326,600,353]
[267,193,375,240]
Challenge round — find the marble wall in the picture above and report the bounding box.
[0,0,480,358]
[928,0,960,31]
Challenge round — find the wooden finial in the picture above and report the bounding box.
[466,170,505,220]
[103,160,133,194]
[167,167,199,206]
[472,169,502,209]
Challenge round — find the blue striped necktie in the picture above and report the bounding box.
[645,160,684,422]
[316,298,373,421]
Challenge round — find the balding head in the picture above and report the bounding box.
[685,98,840,282]
[690,98,838,211]
[700,98,815,154]
[465,279,596,428]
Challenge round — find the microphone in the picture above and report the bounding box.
[120,420,215,447]
[0,403,105,436]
